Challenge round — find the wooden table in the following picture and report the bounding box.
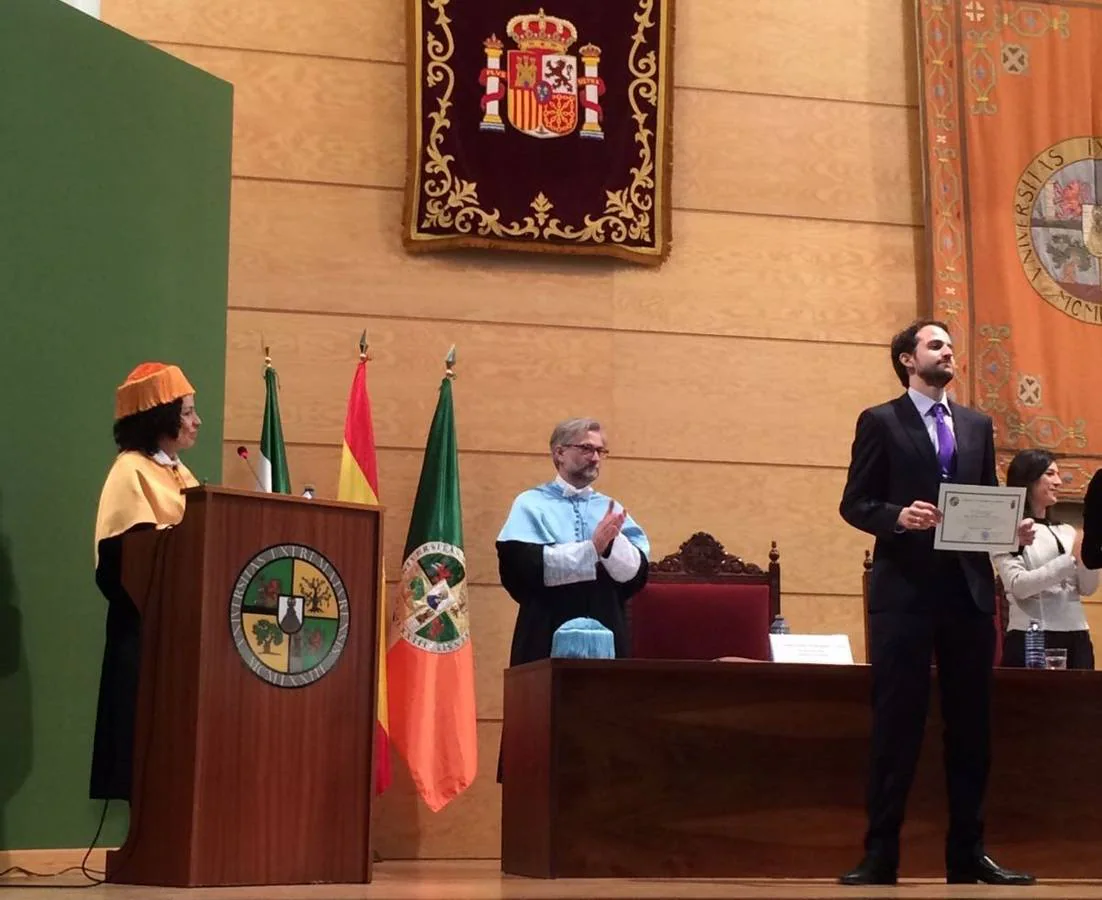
[501,658,1102,879]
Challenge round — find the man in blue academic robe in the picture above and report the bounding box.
[496,417,650,665]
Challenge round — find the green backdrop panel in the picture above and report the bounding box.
[0,0,232,850]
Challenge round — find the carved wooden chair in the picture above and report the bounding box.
[629,532,780,661]
[860,549,1009,665]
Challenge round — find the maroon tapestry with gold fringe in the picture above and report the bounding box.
[402,1,675,265]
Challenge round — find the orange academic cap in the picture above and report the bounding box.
[114,362,195,420]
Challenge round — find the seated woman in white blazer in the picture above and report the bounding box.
[994,449,1099,669]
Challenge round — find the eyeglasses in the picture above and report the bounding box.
[563,443,609,458]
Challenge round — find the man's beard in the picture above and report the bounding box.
[573,464,599,485]
[919,363,954,388]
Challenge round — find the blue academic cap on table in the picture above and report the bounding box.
[551,617,615,659]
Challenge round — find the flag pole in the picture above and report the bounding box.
[259,345,291,494]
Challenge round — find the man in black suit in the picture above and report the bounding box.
[1082,467,1102,569]
[839,320,1036,886]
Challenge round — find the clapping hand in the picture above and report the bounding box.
[592,499,626,554]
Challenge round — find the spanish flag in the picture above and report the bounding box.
[336,345,391,795]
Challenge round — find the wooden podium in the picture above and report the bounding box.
[106,485,383,887]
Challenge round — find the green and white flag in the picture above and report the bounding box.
[260,361,291,493]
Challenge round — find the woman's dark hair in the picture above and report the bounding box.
[1006,448,1059,522]
[113,398,183,454]
[1006,448,1056,488]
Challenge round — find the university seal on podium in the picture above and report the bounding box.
[394,542,470,653]
[230,544,350,687]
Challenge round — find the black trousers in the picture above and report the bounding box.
[1001,628,1095,670]
[864,581,993,870]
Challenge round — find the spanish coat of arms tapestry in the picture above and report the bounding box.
[403,0,675,265]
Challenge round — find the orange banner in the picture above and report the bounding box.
[919,0,1102,497]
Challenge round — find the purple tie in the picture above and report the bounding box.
[930,403,956,478]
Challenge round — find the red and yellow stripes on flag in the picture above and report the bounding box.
[337,354,392,795]
[508,87,541,132]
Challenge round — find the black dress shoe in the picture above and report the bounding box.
[839,858,898,885]
[947,855,1036,885]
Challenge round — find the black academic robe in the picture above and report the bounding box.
[496,539,649,665]
[89,528,150,802]
[495,538,648,783]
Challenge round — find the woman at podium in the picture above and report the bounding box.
[89,363,202,801]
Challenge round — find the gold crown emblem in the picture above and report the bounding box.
[507,8,577,53]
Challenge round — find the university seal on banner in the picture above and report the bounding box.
[478,9,605,140]
[1015,136,1102,324]
[395,542,470,653]
[229,544,350,688]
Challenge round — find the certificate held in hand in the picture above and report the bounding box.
[933,483,1027,554]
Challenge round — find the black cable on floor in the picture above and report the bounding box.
[0,798,108,887]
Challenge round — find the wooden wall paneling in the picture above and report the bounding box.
[676,0,918,106]
[227,181,617,328]
[608,331,899,468]
[604,459,871,597]
[672,90,922,225]
[228,178,918,344]
[218,443,871,597]
[102,0,404,62]
[141,48,919,226]
[225,310,897,467]
[155,45,405,188]
[223,310,619,454]
[103,0,917,106]
[611,211,920,343]
[467,586,515,721]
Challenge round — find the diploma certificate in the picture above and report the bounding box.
[933,483,1027,554]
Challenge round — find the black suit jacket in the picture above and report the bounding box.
[1082,468,1102,570]
[840,393,998,615]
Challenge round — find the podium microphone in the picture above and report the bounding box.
[236,445,264,491]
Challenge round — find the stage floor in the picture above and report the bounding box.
[3,860,1102,899]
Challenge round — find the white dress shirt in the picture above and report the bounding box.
[541,476,642,587]
[906,386,955,457]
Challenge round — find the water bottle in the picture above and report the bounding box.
[1025,619,1045,669]
[770,614,790,635]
